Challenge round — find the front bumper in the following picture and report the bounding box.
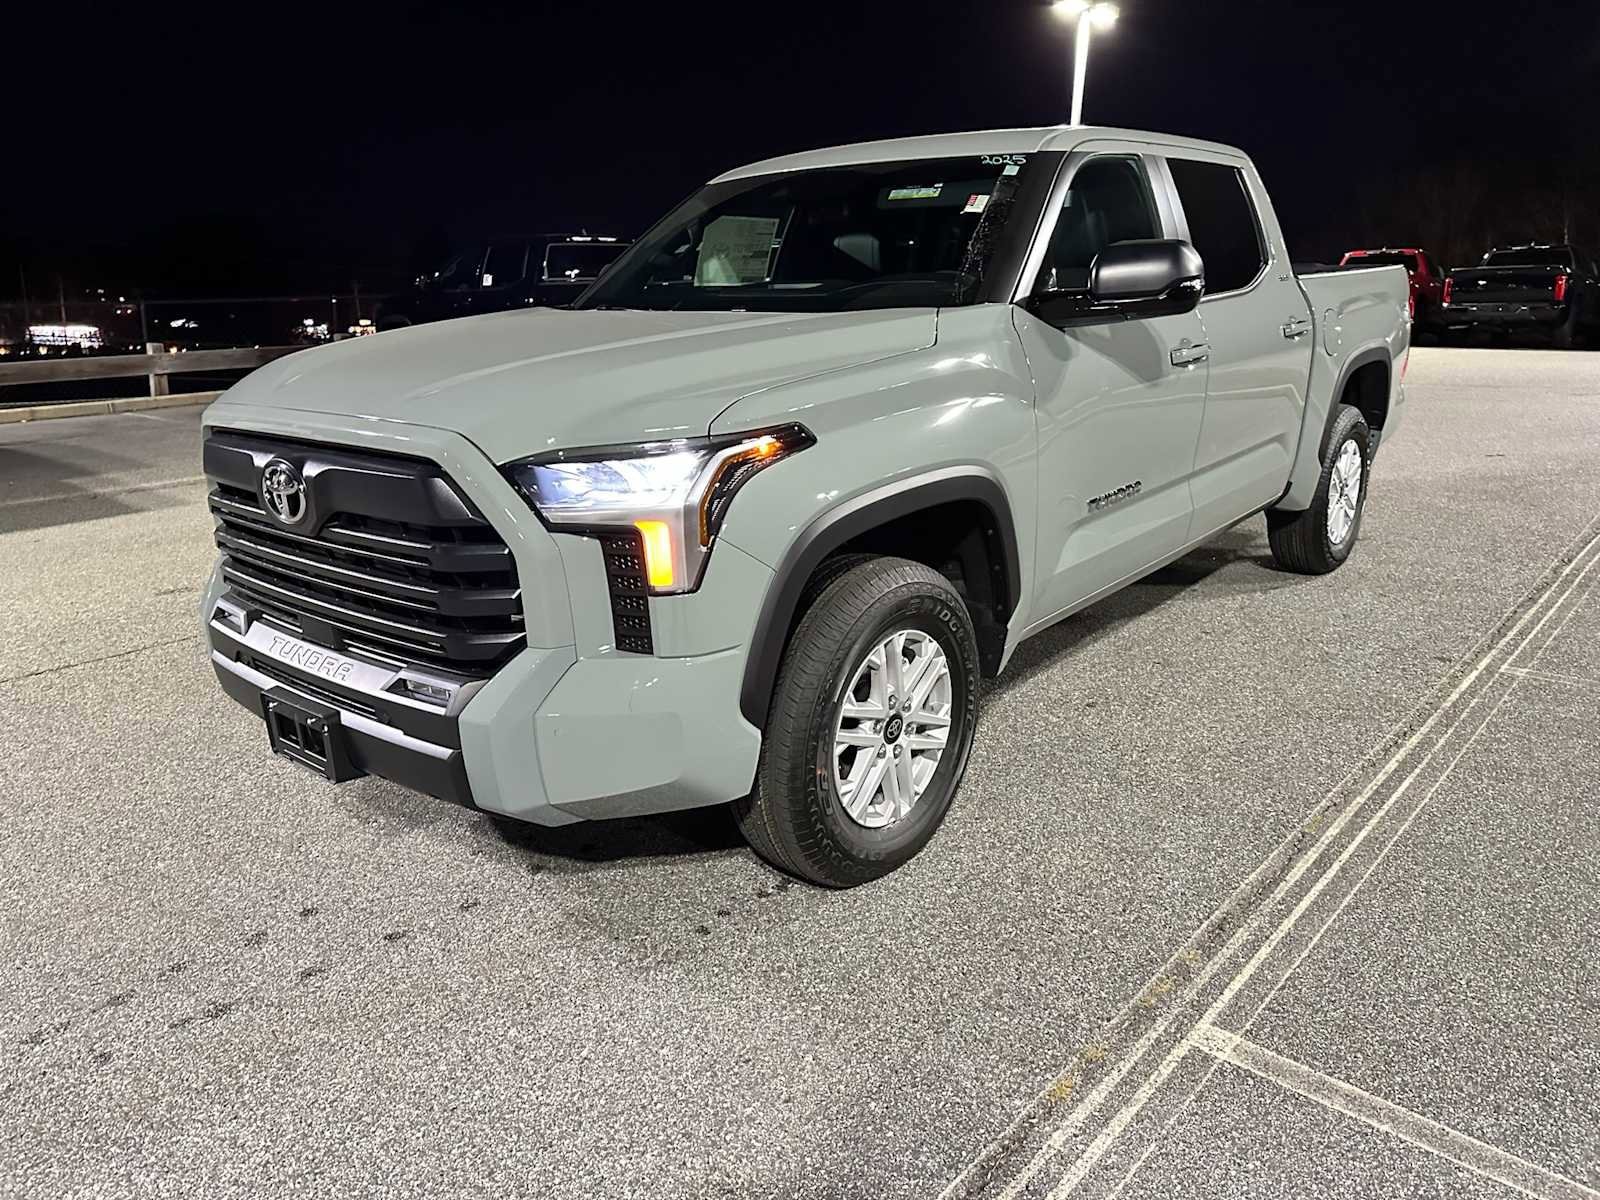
[211,641,476,804]
[200,402,769,827]
[205,551,766,826]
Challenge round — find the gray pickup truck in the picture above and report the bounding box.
[201,126,1409,886]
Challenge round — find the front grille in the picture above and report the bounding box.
[600,532,655,654]
[205,430,524,676]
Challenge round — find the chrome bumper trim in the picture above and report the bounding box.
[211,650,454,762]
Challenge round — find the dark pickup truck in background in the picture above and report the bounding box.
[378,233,631,329]
[1441,244,1599,347]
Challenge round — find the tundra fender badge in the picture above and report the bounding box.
[1088,480,1142,512]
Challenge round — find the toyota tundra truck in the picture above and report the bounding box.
[201,126,1409,887]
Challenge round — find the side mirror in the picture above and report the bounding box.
[1026,239,1205,327]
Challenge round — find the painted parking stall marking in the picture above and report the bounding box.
[941,515,1600,1200]
[1186,1026,1600,1200]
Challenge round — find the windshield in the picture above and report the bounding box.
[1343,252,1418,271]
[1483,247,1573,267]
[543,241,629,282]
[576,155,1037,313]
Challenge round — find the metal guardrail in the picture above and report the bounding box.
[0,343,300,396]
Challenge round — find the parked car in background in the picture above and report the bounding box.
[1441,244,1599,348]
[1340,247,1447,334]
[378,234,630,328]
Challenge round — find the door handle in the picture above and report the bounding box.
[1170,341,1209,367]
[1282,316,1313,339]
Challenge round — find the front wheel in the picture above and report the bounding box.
[734,557,980,887]
[1266,404,1371,575]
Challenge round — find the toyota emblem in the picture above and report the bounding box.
[260,458,307,525]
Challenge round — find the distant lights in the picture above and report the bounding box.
[27,323,103,348]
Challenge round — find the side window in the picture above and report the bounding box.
[479,242,529,289]
[1038,156,1160,293]
[1167,158,1266,294]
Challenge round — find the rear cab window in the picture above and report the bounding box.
[542,241,627,283]
[1166,158,1266,294]
[1482,247,1577,268]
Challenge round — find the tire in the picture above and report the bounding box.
[733,557,980,887]
[1552,303,1580,350]
[1267,404,1371,575]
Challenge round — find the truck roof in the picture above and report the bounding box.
[712,126,1248,182]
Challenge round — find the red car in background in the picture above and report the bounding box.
[1340,247,1448,335]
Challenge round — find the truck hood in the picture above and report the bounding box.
[218,307,937,462]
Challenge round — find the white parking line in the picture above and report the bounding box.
[1190,1025,1600,1200]
[1500,665,1600,694]
[1043,533,1600,1199]
[941,518,1600,1200]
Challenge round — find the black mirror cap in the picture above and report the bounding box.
[1090,239,1205,304]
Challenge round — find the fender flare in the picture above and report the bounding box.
[737,467,1021,728]
[1318,345,1391,458]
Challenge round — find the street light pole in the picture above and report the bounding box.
[1070,10,1093,126]
[1052,1,1120,126]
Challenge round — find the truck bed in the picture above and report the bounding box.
[1274,262,1410,510]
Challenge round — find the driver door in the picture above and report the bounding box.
[1011,151,1209,625]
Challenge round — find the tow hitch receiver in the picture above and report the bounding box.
[261,687,364,783]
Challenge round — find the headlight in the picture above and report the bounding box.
[502,424,814,594]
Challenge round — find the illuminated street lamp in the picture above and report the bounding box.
[1051,0,1119,126]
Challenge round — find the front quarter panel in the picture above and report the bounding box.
[709,303,1040,654]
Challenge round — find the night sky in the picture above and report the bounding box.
[6,0,1598,294]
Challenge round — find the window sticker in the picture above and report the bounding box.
[1002,164,1021,176]
[962,193,991,215]
[886,184,944,201]
[695,215,782,286]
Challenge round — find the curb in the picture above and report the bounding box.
[0,391,222,425]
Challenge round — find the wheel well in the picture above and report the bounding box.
[738,473,1021,728]
[824,498,1012,676]
[1341,359,1390,437]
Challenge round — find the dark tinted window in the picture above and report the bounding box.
[1168,159,1265,293]
[1038,156,1160,292]
[479,242,530,288]
[542,242,628,282]
[1482,247,1576,268]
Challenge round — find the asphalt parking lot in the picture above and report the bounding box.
[2,346,1597,1199]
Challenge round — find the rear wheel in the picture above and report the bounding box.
[1267,404,1371,575]
[733,557,980,887]
[1553,302,1581,349]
